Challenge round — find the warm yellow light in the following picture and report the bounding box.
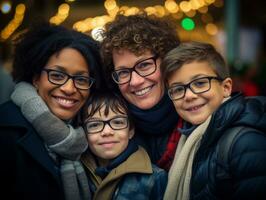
[179,1,191,12]
[205,23,218,35]
[107,6,119,17]
[49,16,61,25]
[165,0,178,13]
[205,0,215,4]
[145,7,156,15]
[124,7,140,16]
[190,0,201,10]
[15,3,26,15]
[104,0,117,11]
[58,3,70,15]
[154,5,166,17]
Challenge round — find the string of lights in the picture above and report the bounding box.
[0,0,224,42]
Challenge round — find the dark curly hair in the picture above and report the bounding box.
[12,22,105,90]
[100,13,180,89]
[81,90,134,130]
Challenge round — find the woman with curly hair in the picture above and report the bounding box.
[100,13,181,171]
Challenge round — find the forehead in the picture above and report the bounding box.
[168,61,217,83]
[87,104,126,119]
[46,48,89,74]
[112,49,153,68]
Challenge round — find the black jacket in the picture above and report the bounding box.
[190,93,266,200]
[0,101,65,200]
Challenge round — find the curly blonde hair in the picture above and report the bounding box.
[100,13,180,82]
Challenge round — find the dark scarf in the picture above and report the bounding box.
[95,140,138,178]
[128,93,179,136]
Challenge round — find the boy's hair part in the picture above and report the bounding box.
[161,41,230,84]
[81,91,134,130]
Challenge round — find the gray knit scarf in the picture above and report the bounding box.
[11,82,91,200]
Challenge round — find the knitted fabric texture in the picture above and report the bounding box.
[164,115,212,200]
[11,82,90,200]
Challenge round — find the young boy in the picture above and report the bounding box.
[80,91,167,200]
[160,41,266,200]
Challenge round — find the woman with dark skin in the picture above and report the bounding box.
[100,13,181,170]
[0,23,103,200]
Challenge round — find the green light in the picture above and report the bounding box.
[181,18,195,31]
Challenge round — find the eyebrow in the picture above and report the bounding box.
[47,65,89,76]
[115,55,154,70]
[170,74,214,85]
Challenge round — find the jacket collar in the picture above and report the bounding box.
[0,101,61,185]
[18,128,61,185]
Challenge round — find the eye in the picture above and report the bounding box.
[49,71,66,80]
[136,59,154,71]
[116,69,130,78]
[170,86,184,94]
[74,76,90,85]
[86,121,102,130]
[111,117,127,128]
[192,78,209,88]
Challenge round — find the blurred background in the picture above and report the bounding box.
[0,0,265,104]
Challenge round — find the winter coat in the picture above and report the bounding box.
[0,101,65,200]
[190,93,266,200]
[81,146,167,200]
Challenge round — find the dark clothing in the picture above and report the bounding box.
[129,93,179,163]
[190,93,266,200]
[0,101,65,200]
[82,147,167,200]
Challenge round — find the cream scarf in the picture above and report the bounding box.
[163,115,212,200]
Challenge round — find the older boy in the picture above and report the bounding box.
[161,41,266,200]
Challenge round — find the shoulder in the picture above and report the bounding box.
[228,127,266,176]
[0,101,29,127]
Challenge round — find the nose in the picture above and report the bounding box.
[100,123,114,136]
[183,87,197,101]
[60,78,77,95]
[129,71,145,87]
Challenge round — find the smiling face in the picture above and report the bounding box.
[167,61,232,125]
[85,105,134,164]
[112,49,165,109]
[33,48,90,121]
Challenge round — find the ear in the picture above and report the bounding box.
[128,127,135,139]
[32,74,40,90]
[222,77,233,97]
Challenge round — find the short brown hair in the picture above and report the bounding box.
[161,41,230,84]
[100,13,180,88]
[81,91,134,130]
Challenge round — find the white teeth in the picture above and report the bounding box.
[134,86,152,96]
[57,98,75,105]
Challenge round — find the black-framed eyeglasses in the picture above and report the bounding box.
[112,55,158,85]
[84,116,129,134]
[42,69,95,90]
[168,76,224,101]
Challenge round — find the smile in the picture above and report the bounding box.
[186,104,205,112]
[99,141,118,148]
[133,85,153,96]
[55,97,77,108]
